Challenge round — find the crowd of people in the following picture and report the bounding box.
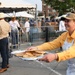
[7,15,61,47]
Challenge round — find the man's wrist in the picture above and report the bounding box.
[55,54,58,60]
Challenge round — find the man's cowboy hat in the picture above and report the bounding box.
[0,12,5,18]
[64,13,75,20]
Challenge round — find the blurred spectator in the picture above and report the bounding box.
[45,18,50,22]
[45,22,55,42]
[24,18,30,42]
[41,18,45,32]
[37,19,41,32]
[46,23,55,33]
[9,17,20,48]
[59,17,66,31]
[0,13,11,73]
[29,21,38,44]
[38,19,41,27]
[29,19,34,27]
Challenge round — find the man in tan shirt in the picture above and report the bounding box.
[0,13,11,73]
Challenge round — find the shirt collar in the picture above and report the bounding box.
[71,30,75,38]
[67,30,75,39]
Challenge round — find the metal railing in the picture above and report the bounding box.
[8,26,65,50]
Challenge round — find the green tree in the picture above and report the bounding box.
[43,0,75,15]
[38,12,43,16]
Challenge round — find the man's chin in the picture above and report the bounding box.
[66,27,69,30]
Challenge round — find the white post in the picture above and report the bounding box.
[13,11,16,16]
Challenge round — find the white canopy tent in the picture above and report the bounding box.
[0,0,36,13]
[16,12,34,18]
[5,11,34,18]
[55,14,67,20]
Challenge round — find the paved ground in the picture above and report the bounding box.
[0,42,67,75]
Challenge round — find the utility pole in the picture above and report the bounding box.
[35,4,37,21]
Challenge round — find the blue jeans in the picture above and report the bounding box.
[0,37,9,68]
[11,30,19,46]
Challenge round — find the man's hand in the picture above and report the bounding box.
[26,46,38,51]
[39,53,58,62]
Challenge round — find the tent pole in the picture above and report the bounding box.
[35,4,37,21]
[13,11,16,17]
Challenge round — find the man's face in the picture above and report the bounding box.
[64,19,75,32]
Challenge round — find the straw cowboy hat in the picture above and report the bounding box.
[0,12,5,18]
[64,13,75,20]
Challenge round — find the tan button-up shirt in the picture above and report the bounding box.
[0,19,11,39]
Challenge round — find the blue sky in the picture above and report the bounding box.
[25,0,42,11]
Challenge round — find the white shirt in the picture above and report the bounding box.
[59,21,66,31]
[24,21,30,32]
[9,20,20,30]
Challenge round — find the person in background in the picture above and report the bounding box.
[41,18,45,32]
[37,19,41,32]
[26,13,75,75]
[45,18,50,22]
[9,17,20,49]
[24,18,30,42]
[29,21,38,45]
[45,22,55,42]
[0,13,11,73]
[29,19,34,27]
[41,18,46,39]
[59,17,66,31]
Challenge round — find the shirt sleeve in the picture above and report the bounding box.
[15,21,20,27]
[57,43,75,62]
[37,32,67,51]
[9,24,11,33]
